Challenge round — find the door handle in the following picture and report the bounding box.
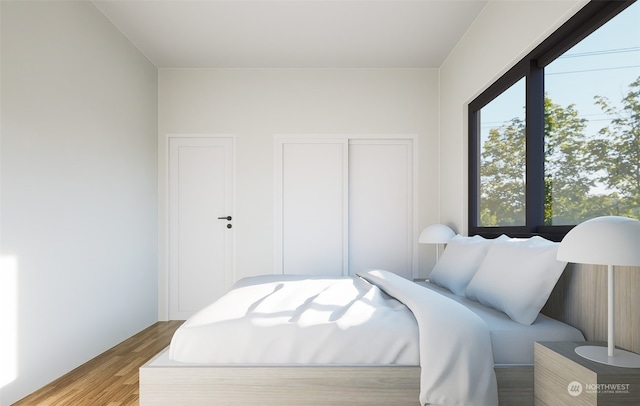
[217,216,232,221]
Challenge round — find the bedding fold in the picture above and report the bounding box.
[358,270,498,406]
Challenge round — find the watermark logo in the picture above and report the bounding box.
[586,383,630,394]
[567,381,631,396]
[568,381,583,397]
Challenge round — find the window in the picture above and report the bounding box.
[469,0,639,240]
[478,78,526,227]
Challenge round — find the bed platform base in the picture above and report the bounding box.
[139,349,532,405]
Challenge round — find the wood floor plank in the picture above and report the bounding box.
[12,321,183,406]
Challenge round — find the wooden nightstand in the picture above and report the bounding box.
[534,341,640,405]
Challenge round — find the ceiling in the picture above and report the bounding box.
[92,0,488,69]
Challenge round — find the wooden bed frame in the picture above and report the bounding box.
[140,263,639,405]
[140,353,532,406]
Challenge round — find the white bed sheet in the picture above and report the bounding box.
[170,274,421,365]
[417,281,585,365]
[169,275,584,367]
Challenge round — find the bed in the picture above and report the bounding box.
[140,235,586,405]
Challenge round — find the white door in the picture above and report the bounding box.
[169,137,234,320]
[348,139,413,279]
[276,136,415,279]
[280,140,347,276]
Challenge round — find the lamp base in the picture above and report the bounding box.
[575,345,640,368]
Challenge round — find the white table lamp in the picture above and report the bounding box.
[557,216,640,368]
[419,224,455,262]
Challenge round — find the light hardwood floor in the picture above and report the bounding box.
[13,321,183,406]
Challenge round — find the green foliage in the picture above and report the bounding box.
[479,118,526,226]
[543,98,592,225]
[479,75,640,226]
[587,77,640,219]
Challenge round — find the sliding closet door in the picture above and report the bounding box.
[280,140,347,276]
[277,136,415,278]
[348,140,413,279]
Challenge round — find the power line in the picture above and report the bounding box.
[546,64,640,75]
[480,112,614,125]
[558,47,640,59]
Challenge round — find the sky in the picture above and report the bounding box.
[481,1,640,140]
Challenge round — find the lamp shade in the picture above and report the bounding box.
[557,216,640,266]
[418,224,455,244]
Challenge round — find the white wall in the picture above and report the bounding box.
[158,68,440,318]
[438,0,589,234]
[0,1,158,404]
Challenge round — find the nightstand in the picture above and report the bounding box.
[534,341,640,405]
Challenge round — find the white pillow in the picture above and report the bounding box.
[428,234,495,295]
[464,236,567,325]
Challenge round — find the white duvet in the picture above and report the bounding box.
[169,270,498,406]
[360,270,498,406]
[170,273,420,364]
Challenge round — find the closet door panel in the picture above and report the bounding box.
[282,141,346,276]
[348,140,413,279]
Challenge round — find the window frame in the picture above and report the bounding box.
[468,0,635,241]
